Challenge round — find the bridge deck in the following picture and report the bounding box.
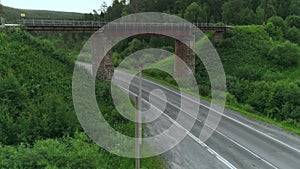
[18,19,233,33]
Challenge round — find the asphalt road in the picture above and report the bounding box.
[75,62,300,169]
[112,70,300,169]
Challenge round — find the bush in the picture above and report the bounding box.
[286,15,300,29]
[0,133,104,169]
[267,16,287,33]
[219,25,300,124]
[265,22,284,40]
[285,26,300,45]
[0,132,164,169]
[268,41,300,68]
[0,29,81,145]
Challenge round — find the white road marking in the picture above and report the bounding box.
[123,77,280,168]
[124,72,300,155]
[77,65,298,168]
[117,84,237,169]
[115,77,278,169]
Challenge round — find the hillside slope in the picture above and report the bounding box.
[3,5,84,23]
[0,28,164,168]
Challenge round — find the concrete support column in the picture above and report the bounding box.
[92,36,114,81]
[213,31,224,41]
[174,39,195,78]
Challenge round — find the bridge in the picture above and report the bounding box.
[16,19,233,81]
[18,19,232,33]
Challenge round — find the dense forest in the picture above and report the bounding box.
[85,0,300,25]
[1,0,300,168]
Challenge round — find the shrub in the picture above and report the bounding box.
[268,41,300,68]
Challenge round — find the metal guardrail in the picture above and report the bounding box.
[17,19,228,28]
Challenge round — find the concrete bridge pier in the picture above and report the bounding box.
[213,31,225,41]
[93,38,196,81]
[92,36,114,81]
[174,39,195,78]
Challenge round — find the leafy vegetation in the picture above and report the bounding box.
[0,132,164,169]
[1,0,300,167]
[85,0,300,25]
[217,23,300,124]
[92,0,300,132]
[0,29,165,168]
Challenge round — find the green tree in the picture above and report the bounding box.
[255,6,265,24]
[184,2,207,23]
[104,0,124,21]
[290,0,300,15]
[251,0,262,11]
[286,15,300,29]
[265,22,284,40]
[267,16,287,33]
[222,0,255,24]
[240,8,257,24]
[123,38,147,58]
[285,26,300,45]
[274,0,291,18]
[174,0,192,17]
[204,0,225,22]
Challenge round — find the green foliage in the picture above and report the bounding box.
[218,25,300,124]
[104,0,124,21]
[149,37,174,52]
[222,0,256,25]
[0,73,28,111]
[0,132,165,169]
[286,15,300,29]
[265,22,284,40]
[268,41,300,68]
[122,38,148,57]
[0,28,165,168]
[267,16,287,33]
[0,29,80,145]
[255,6,265,24]
[290,0,300,15]
[245,81,300,121]
[219,26,271,73]
[285,26,300,45]
[4,0,300,28]
[184,2,207,23]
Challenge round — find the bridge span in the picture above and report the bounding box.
[18,19,232,33]
[16,19,233,81]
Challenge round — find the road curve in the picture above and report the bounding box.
[113,70,300,169]
[75,62,300,168]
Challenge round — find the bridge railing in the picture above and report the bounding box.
[18,19,107,27]
[18,19,229,28]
